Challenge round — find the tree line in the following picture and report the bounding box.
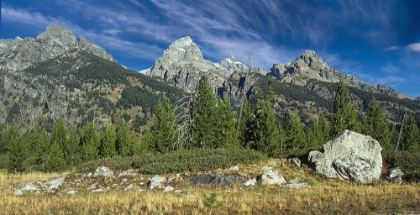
[0,75,419,173]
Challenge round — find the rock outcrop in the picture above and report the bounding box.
[0,24,114,72]
[269,50,405,99]
[308,130,382,183]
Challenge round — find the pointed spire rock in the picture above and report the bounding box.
[36,24,78,50]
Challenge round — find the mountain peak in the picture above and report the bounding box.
[36,24,78,50]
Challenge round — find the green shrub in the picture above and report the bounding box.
[393,151,420,181]
[77,148,266,174]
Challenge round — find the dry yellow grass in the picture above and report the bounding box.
[1,160,419,215]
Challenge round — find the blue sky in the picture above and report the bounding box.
[1,0,420,98]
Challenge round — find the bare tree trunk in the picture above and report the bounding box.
[394,113,406,151]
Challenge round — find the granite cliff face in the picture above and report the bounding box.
[0,24,114,73]
[269,50,403,99]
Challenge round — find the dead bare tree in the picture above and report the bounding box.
[394,113,406,151]
[171,94,194,151]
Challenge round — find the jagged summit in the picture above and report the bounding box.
[0,24,114,72]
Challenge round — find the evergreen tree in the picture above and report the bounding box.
[192,77,217,148]
[401,114,420,151]
[45,140,67,172]
[99,125,117,158]
[25,126,50,171]
[250,88,281,156]
[51,119,69,163]
[68,126,81,165]
[238,98,253,148]
[116,119,136,157]
[215,96,238,148]
[5,125,28,172]
[317,114,331,144]
[144,100,177,153]
[79,121,99,162]
[365,96,391,149]
[331,75,358,135]
[286,109,306,153]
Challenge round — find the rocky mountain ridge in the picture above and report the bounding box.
[0,24,114,73]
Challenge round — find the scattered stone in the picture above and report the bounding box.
[124,184,133,191]
[118,169,137,178]
[137,188,146,192]
[259,170,286,185]
[45,176,65,190]
[20,182,40,191]
[270,159,277,166]
[147,175,166,189]
[281,182,310,189]
[14,189,23,196]
[288,158,301,168]
[88,183,98,190]
[185,195,196,199]
[67,190,77,195]
[167,176,175,184]
[93,166,115,178]
[229,165,240,171]
[163,186,174,192]
[91,188,104,193]
[262,166,273,171]
[244,178,256,187]
[122,178,128,183]
[288,177,301,184]
[189,172,245,186]
[308,130,382,184]
[387,167,404,184]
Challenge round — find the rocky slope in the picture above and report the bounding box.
[0,24,114,73]
[144,37,420,123]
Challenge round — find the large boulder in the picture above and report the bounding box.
[308,130,382,183]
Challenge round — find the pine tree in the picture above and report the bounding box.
[192,77,217,148]
[45,140,67,172]
[68,126,81,166]
[317,114,331,144]
[5,125,28,172]
[51,119,68,163]
[286,109,306,153]
[215,96,238,148]
[99,125,117,158]
[116,119,136,157]
[26,126,50,171]
[79,121,99,162]
[331,75,358,135]
[365,96,391,149]
[144,100,177,153]
[401,114,420,151]
[250,88,281,156]
[238,98,253,148]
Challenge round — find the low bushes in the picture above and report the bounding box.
[78,148,266,174]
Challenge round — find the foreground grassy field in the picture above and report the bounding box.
[1,159,419,215]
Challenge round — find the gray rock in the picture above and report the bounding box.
[189,172,245,186]
[288,158,301,167]
[137,188,146,192]
[387,167,404,184]
[67,190,77,195]
[91,188,104,193]
[244,178,257,187]
[44,176,65,190]
[308,130,382,183]
[281,182,310,189]
[118,169,137,178]
[93,166,115,178]
[261,166,273,171]
[20,182,40,191]
[229,165,240,171]
[147,175,166,189]
[259,169,286,185]
[124,184,134,191]
[163,186,174,192]
[14,189,23,196]
[88,183,98,190]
